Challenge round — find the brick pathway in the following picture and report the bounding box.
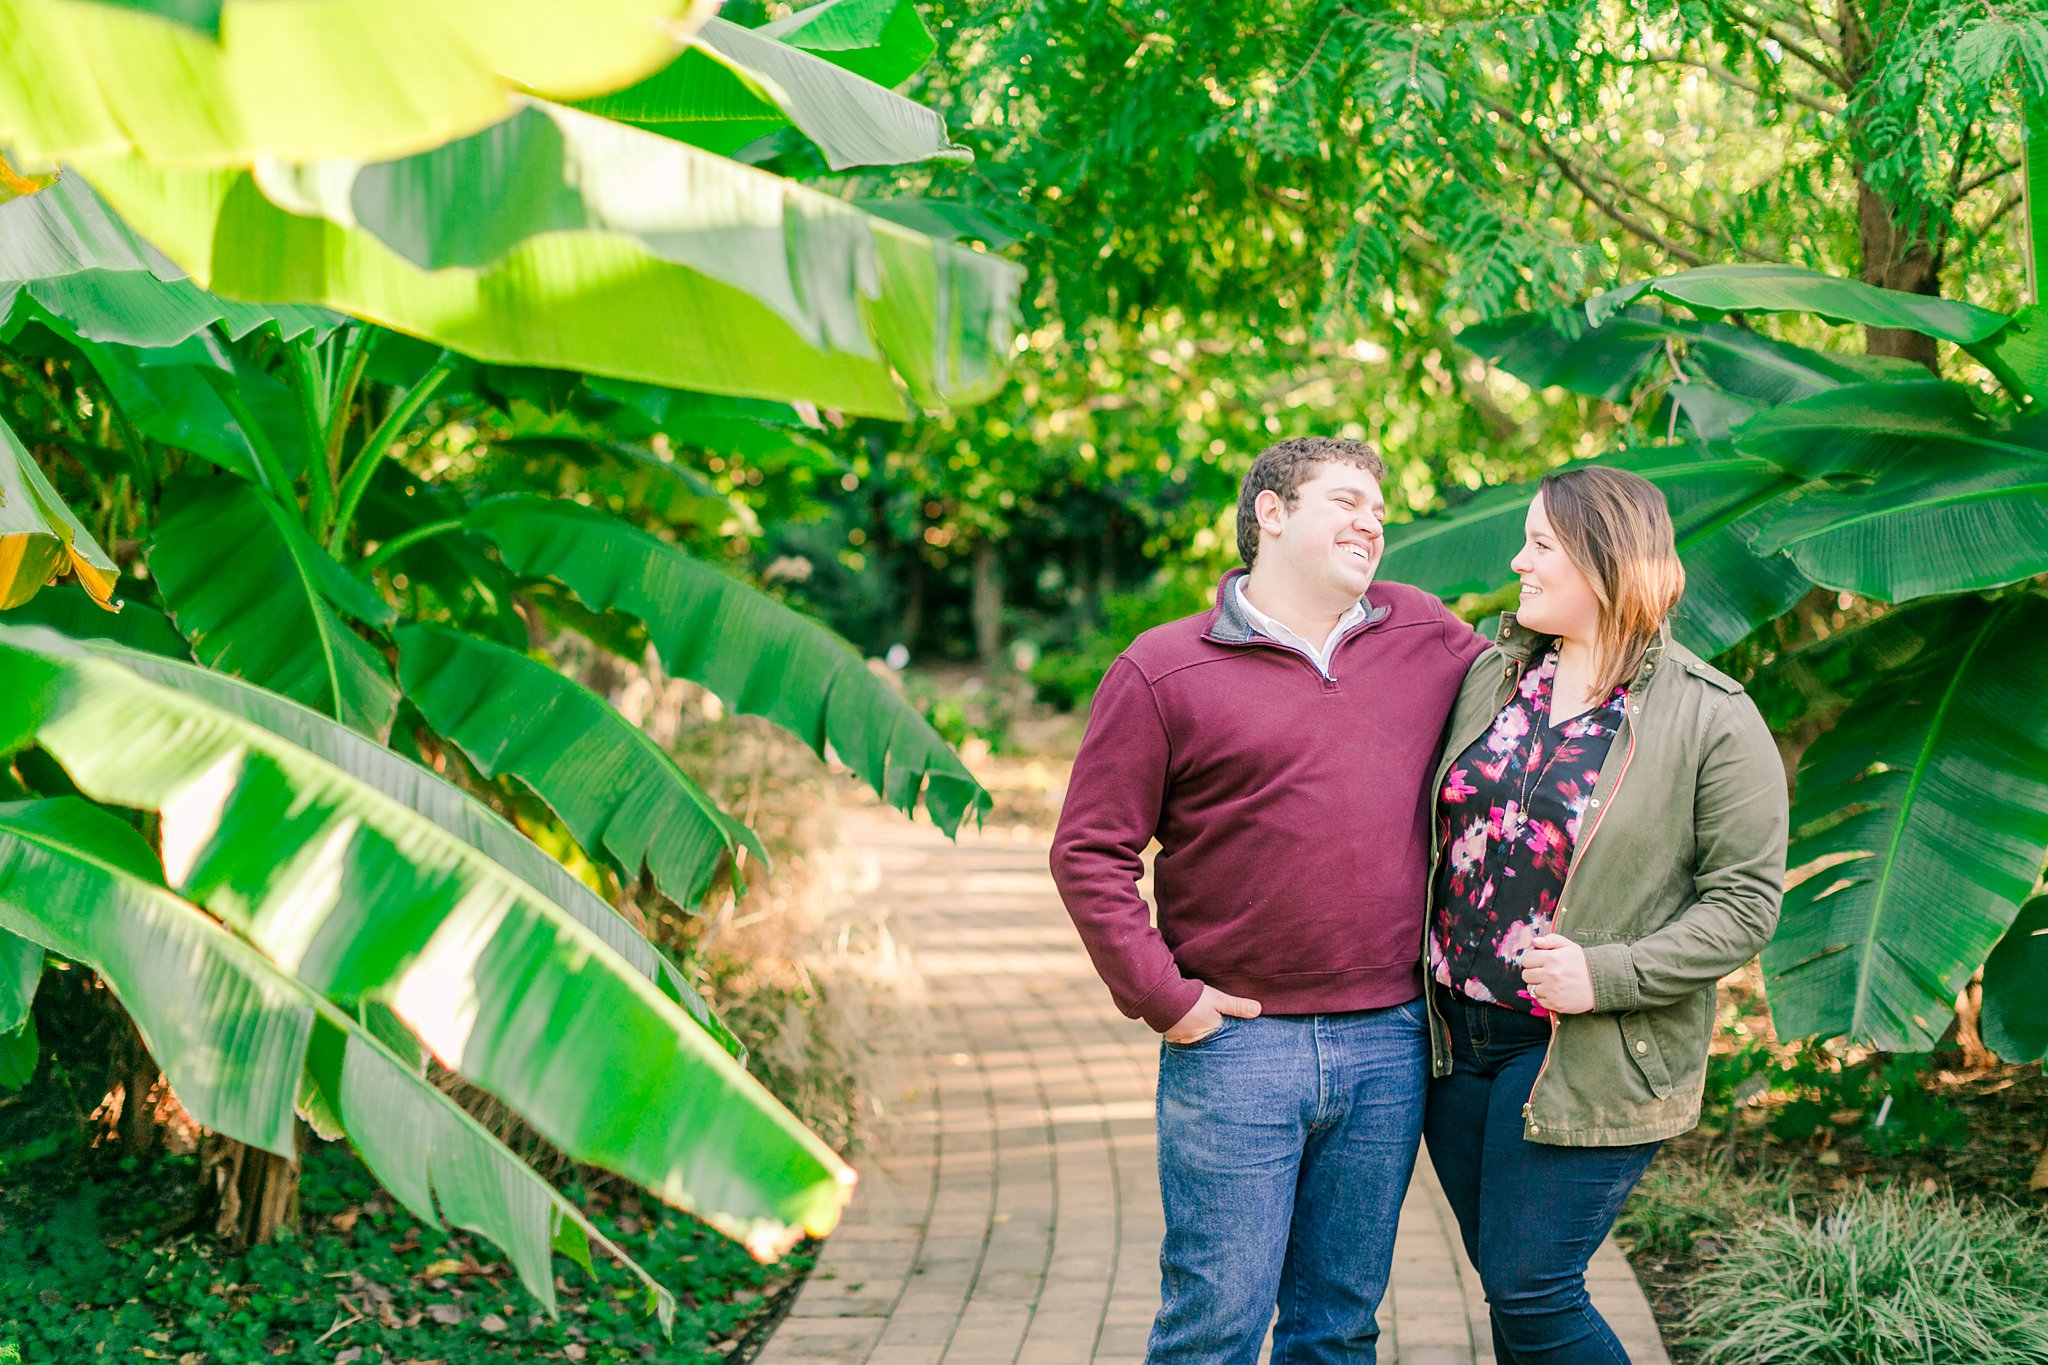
[758,810,1670,1365]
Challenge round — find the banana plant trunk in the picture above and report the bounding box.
[202,1131,302,1246]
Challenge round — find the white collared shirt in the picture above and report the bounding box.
[1235,578,1368,680]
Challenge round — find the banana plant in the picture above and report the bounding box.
[0,0,1015,1319]
[1385,259,2048,1056]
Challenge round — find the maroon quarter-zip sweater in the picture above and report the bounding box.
[1050,570,1488,1032]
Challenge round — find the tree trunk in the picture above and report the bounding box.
[970,539,1004,669]
[1855,176,1943,372]
[201,1131,301,1246]
[1841,0,1944,374]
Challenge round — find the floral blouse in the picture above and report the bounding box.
[1431,644,1628,1015]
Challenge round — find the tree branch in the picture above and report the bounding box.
[1957,156,2021,199]
[1633,52,1843,117]
[1481,99,1708,265]
[1709,2,1850,89]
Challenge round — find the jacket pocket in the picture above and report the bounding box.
[1619,1011,1673,1099]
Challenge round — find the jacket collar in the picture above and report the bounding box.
[1206,566,1390,645]
[1493,611,1673,691]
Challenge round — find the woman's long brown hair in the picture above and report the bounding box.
[1537,466,1687,697]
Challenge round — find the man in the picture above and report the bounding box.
[1050,437,1486,1363]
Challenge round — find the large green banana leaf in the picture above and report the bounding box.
[463,494,989,834]
[1981,895,2048,1065]
[573,17,965,169]
[1460,306,1928,409]
[1587,265,2011,347]
[0,0,704,168]
[1732,380,2036,479]
[1456,307,1671,402]
[1744,595,1953,732]
[0,796,674,1319]
[68,332,313,484]
[74,101,1024,415]
[396,623,765,910]
[0,624,854,1254]
[0,1009,33,1088]
[0,409,118,609]
[1379,444,1811,656]
[1737,384,2048,602]
[0,174,338,346]
[0,925,38,1029]
[73,635,741,1057]
[150,479,399,737]
[1748,461,2048,603]
[1763,593,2048,1050]
[758,0,937,88]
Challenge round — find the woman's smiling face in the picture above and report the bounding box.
[1509,492,1601,639]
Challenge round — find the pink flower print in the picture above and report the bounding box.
[1477,754,1511,783]
[1486,707,1531,755]
[1442,767,1477,803]
[1495,919,1539,965]
[1496,800,1526,840]
[1462,976,1500,1003]
[1449,822,1487,875]
[1564,811,1584,841]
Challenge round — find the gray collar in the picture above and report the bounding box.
[1207,568,1389,645]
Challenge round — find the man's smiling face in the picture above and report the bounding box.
[1259,462,1387,604]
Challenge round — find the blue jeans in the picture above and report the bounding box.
[1423,990,1660,1365]
[1148,1001,1429,1365]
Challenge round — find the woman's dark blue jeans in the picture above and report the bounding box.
[1422,990,1660,1365]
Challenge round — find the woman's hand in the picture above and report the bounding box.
[1522,933,1595,1014]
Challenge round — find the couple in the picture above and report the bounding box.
[1049,437,1789,1364]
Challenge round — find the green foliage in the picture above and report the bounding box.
[1683,1186,2048,1365]
[1029,572,1219,711]
[0,1141,804,1364]
[1615,1153,1796,1260]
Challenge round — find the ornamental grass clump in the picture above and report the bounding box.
[1684,1185,2048,1364]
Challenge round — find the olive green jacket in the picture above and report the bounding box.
[1423,614,1789,1146]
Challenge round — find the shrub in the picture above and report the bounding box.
[1615,1153,1797,1260]
[1684,1185,2048,1364]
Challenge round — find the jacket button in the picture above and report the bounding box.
[1635,1040,1649,1053]
[1589,798,1600,808]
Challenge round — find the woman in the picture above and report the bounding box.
[1419,466,1788,1364]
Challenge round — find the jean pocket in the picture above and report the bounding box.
[1163,1015,1238,1050]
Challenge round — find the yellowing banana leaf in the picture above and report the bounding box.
[0,173,339,347]
[757,0,937,89]
[0,409,118,609]
[80,635,742,1059]
[0,795,676,1321]
[149,478,399,738]
[0,583,188,656]
[464,494,990,834]
[0,625,854,1255]
[72,104,1024,415]
[396,624,765,909]
[572,17,966,170]
[0,0,707,168]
